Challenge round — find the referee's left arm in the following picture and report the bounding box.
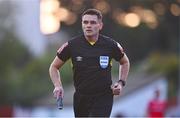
[111,54,130,95]
[118,53,130,85]
[111,41,130,95]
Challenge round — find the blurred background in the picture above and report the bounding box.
[0,0,179,117]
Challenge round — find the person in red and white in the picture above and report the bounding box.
[147,89,167,118]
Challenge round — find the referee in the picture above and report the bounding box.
[49,8,130,117]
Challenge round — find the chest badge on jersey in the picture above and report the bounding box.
[99,56,109,69]
[76,56,82,61]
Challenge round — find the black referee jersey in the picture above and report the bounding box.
[57,34,124,95]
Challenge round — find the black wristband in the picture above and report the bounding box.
[117,80,126,87]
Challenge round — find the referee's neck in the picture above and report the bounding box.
[85,34,99,42]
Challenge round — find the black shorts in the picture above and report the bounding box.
[73,90,113,117]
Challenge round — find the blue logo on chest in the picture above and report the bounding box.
[99,56,109,69]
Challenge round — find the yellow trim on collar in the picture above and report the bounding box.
[89,41,96,45]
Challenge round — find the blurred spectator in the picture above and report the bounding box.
[146,89,167,117]
[0,105,13,117]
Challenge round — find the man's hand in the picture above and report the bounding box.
[111,82,123,95]
[53,86,64,98]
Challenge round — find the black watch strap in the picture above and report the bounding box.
[117,80,126,87]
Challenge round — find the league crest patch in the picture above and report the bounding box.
[99,56,109,69]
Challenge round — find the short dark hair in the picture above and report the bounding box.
[82,9,102,21]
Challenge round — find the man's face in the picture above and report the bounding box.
[82,15,103,37]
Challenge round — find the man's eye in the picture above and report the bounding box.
[90,21,97,24]
[83,21,88,24]
[83,21,97,24]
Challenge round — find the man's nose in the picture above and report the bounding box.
[86,25,91,28]
[85,24,92,29]
[86,23,91,27]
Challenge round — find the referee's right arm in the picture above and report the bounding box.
[49,42,70,99]
[49,56,65,98]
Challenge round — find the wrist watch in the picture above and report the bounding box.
[117,80,126,87]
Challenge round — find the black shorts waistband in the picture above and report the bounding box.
[75,88,112,96]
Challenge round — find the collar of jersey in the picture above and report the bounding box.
[88,40,96,45]
[83,35,101,46]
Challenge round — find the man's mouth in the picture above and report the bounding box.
[86,29,92,32]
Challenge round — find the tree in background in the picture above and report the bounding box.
[0,1,53,108]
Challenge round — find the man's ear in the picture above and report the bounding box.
[99,22,103,30]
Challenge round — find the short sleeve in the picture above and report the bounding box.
[112,41,124,61]
[57,42,70,62]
